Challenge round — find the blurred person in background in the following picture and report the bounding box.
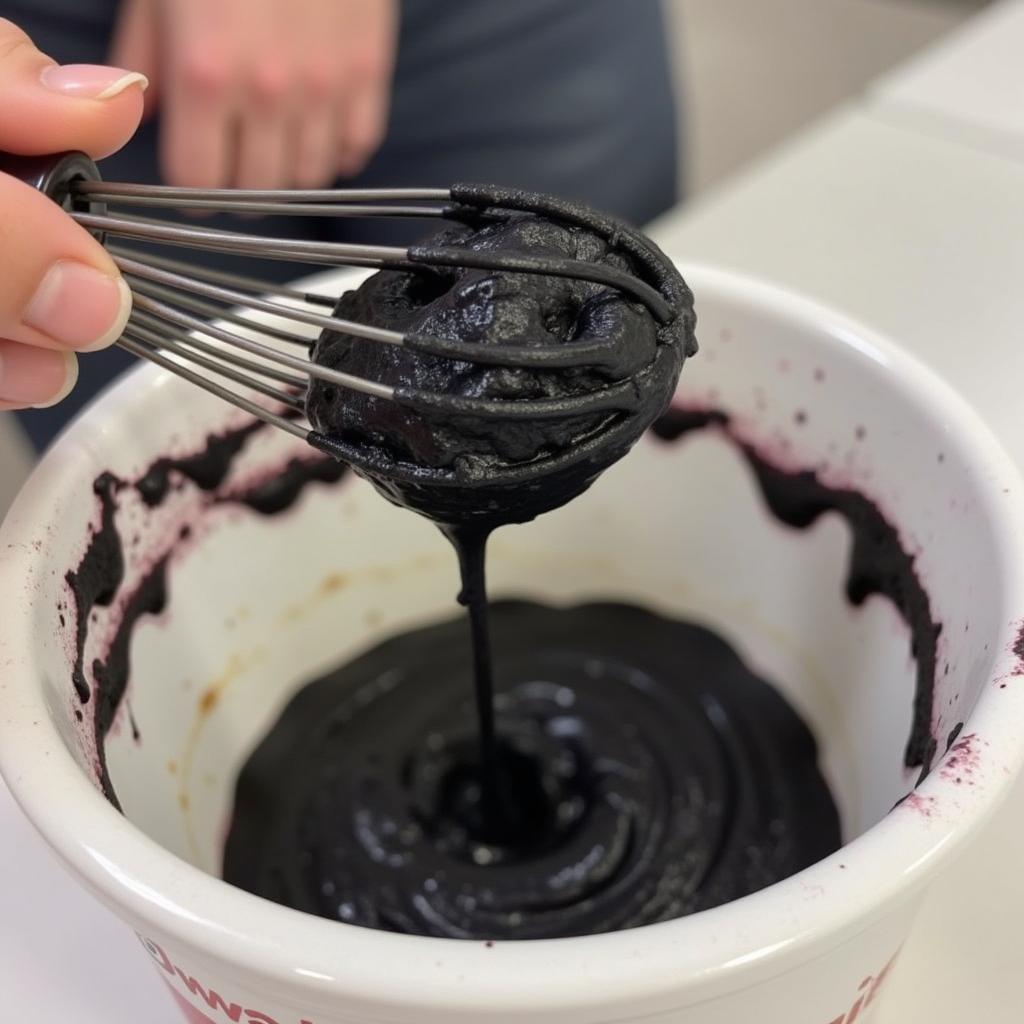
[0,0,678,449]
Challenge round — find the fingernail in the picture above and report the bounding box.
[0,347,78,408]
[41,64,148,100]
[23,262,132,351]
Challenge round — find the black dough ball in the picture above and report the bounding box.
[306,211,696,527]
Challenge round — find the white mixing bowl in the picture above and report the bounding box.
[2,266,1024,1024]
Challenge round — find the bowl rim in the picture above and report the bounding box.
[3,263,1024,1015]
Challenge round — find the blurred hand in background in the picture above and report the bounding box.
[110,0,398,190]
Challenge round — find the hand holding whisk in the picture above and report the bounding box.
[3,148,695,523]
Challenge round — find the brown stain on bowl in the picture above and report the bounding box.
[277,572,350,625]
[321,572,348,595]
[196,651,252,721]
[179,647,267,867]
[275,556,448,629]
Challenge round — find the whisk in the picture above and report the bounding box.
[2,150,682,455]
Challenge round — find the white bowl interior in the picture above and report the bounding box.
[25,273,1007,885]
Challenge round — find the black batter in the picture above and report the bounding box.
[306,189,696,527]
[223,601,838,939]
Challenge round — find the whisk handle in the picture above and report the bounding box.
[0,150,107,240]
[0,149,101,199]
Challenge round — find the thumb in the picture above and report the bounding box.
[0,17,147,159]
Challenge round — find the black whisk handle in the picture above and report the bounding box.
[0,149,101,199]
[0,150,107,240]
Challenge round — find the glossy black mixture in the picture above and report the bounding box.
[306,195,696,527]
[223,600,839,938]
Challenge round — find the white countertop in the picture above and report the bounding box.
[870,0,1024,162]
[4,2,1024,1019]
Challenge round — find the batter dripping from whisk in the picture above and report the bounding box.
[306,204,694,830]
[221,204,842,937]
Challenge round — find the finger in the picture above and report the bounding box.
[233,59,294,190]
[0,340,77,410]
[0,17,146,158]
[290,55,338,189]
[236,113,289,190]
[335,76,389,179]
[160,42,234,187]
[0,173,131,353]
[108,0,161,120]
[293,110,336,189]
